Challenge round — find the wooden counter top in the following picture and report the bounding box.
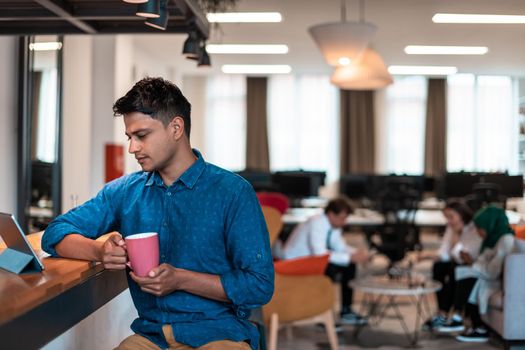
[0,232,128,349]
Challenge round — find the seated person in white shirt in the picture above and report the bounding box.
[275,197,369,325]
[419,200,482,331]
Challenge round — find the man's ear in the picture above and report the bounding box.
[169,116,185,139]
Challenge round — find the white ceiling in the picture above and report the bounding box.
[133,0,525,76]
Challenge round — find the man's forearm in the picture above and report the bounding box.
[55,234,103,261]
[176,268,230,303]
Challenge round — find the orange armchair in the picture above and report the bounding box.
[260,208,338,350]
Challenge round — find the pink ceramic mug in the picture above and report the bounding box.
[125,232,159,277]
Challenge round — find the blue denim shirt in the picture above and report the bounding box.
[42,150,274,349]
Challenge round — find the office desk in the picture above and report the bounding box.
[283,208,443,228]
[0,232,128,349]
[283,208,524,229]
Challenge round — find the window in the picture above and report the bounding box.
[267,75,339,182]
[447,74,517,173]
[378,76,427,174]
[34,68,58,162]
[205,75,246,171]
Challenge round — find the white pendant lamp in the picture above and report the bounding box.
[309,0,376,66]
[331,48,393,90]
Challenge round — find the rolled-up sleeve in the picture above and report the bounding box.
[42,177,124,257]
[220,182,274,312]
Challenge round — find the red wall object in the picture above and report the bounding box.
[105,143,124,183]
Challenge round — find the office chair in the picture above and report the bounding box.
[257,192,290,215]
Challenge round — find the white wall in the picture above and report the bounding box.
[61,35,93,212]
[90,36,118,194]
[182,76,207,153]
[133,42,171,80]
[0,36,17,214]
[114,36,140,176]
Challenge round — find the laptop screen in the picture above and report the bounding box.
[0,212,44,270]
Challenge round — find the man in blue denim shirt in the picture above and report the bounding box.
[42,77,274,350]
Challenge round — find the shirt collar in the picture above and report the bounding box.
[145,172,164,187]
[178,149,206,189]
[144,149,206,189]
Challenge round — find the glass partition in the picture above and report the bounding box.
[17,35,63,233]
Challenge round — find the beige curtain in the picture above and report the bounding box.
[340,90,375,174]
[246,77,270,171]
[424,78,447,176]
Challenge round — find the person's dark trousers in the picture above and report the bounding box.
[465,303,483,328]
[432,260,457,313]
[453,277,477,315]
[324,262,356,312]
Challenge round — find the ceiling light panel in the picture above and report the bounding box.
[404,45,488,55]
[29,42,62,51]
[207,12,282,23]
[388,65,458,75]
[433,13,525,24]
[221,65,292,74]
[206,44,288,54]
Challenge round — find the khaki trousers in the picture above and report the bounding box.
[115,325,252,350]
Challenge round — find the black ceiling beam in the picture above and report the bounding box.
[0,22,85,35]
[33,0,97,34]
[0,21,199,35]
[174,0,209,39]
[0,15,183,21]
[0,8,56,17]
[0,0,208,37]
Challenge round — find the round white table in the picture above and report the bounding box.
[350,275,442,347]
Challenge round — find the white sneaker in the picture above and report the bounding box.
[436,316,465,333]
[456,327,489,343]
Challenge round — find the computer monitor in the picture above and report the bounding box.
[366,175,425,201]
[236,169,276,192]
[481,174,523,198]
[423,176,436,192]
[272,171,326,198]
[443,173,481,198]
[339,174,369,199]
[391,175,425,194]
[31,160,53,205]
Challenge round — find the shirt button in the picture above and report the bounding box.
[163,222,168,227]
[167,192,172,196]
[161,254,166,260]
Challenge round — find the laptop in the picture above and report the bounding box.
[0,212,44,273]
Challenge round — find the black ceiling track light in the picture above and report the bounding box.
[182,30,200,58]
[198,43,211,67]
[145,0,169,30]
[136,0,160,18]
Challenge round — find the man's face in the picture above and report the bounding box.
[124,112,178,173]
[327,210,350,229]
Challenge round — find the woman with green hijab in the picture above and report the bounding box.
[438,205,515,343]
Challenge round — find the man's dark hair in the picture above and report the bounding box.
[445,198,474,224]
[113,77,192,138]
[325,197,353,215]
